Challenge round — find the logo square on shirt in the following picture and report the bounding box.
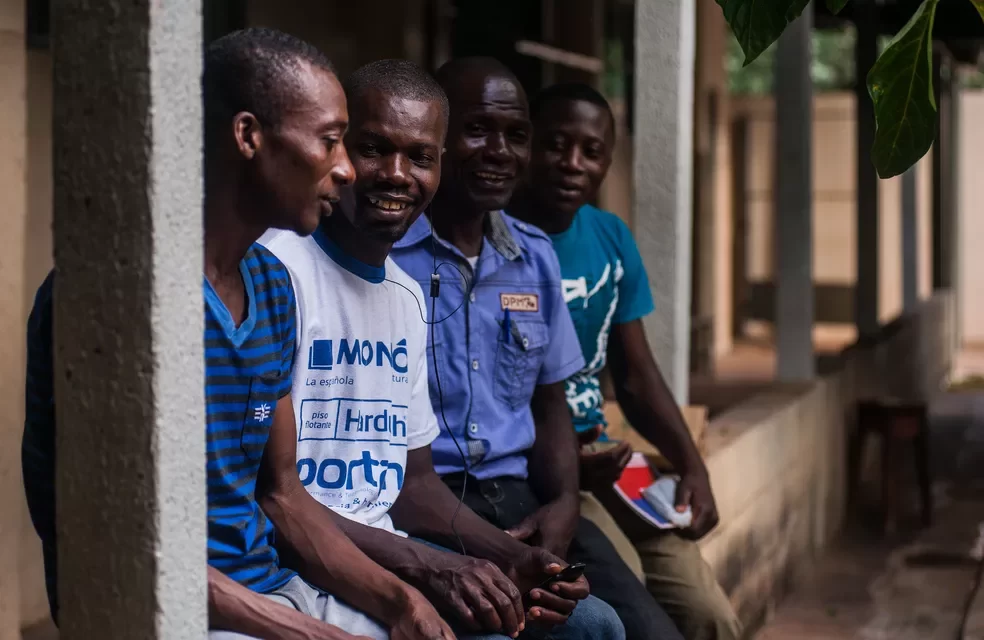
[500,293,539,312]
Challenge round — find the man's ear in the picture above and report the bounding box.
[233,112,263,160]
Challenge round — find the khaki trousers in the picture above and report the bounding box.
[580,493,743,640]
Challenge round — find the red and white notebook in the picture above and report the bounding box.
[612,452,674,530]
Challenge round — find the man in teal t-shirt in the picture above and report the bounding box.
[549,202,654,434]
[512,83,742,640]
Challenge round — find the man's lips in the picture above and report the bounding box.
[472,170,514,188]
[319,197,339,215]
[364,193,415,217]
[550,181,586,198]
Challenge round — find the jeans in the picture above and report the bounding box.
[442,474,683,640]
[412,538,625,640]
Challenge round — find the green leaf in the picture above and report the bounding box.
[716,0,811,65]
[827,0,850,14]
[970,0,984,23]
[867,0,939,178]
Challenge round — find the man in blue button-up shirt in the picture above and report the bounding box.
[392,57,681,640]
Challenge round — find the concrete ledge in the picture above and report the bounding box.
[695,292,955,631]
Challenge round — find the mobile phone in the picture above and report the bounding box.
[534,562,587,591]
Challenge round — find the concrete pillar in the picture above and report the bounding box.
[52,2,206,637]
[633,0,695,403]
[855,0,880,338]
[931,53,947,290]
[901,167,918,311]
[774,8,815,381]
[947,67,962,346]
[0,0,28,635]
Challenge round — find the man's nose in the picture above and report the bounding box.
[483,133,510,162]
[559,147,584,173]
[333,144,355,186]
[378,154,413,187]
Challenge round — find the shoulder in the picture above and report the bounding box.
[259,229,319,266]
[385,258,425,297]
[385,258,427,327]
[498,212,559,270]
[500,210,552,246]
[581,205,640,257]
[581,204,632,237]
[245,244,295,301]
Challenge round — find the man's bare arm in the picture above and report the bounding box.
[503,382,581,559]
[208,566,366,640]
[257,394,454,639]
[606,320,718,538]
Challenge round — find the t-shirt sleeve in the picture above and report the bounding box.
[22,271,59,620]
[279,273,298,398]
[537,250,587,386]
[408,286,440,450]
[612,217,655,324]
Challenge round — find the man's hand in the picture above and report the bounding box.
[674,469,719,539]
[390,589,457,640]
[504,494,578,559]
[412,552,525,637]
[502,546,589,629]
[579,438,633,490]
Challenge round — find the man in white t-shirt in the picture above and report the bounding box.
[263,60,621,640]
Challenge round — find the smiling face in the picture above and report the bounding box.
[441,72,531,214]
[343,88,447,244]
[237,62,355,235]
[529,98,614,216]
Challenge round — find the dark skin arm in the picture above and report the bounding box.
[208,566,371,640]
[603,319,719,539]
[505,382,581,559]
[387,447,589,628]
[257,394,455,640]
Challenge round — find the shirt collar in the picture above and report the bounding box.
[393,210,523,262]
[313,223,386,284]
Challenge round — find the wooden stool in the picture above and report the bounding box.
[849,399,932,533]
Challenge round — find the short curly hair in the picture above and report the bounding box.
[203,28,335,145]
[345,59,449,128]
[530,82,615,139]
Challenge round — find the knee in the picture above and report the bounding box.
[563,595,626,640]
[676,598,742,640]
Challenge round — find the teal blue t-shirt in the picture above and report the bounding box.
[547,204,654,432]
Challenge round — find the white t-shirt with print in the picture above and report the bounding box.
[262,228,439,536]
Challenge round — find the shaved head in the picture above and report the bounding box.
[434,56,525,105]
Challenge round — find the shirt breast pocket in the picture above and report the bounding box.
[241,374,284,462]
[494,321,549,410]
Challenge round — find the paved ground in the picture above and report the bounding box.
[755,390,984,640]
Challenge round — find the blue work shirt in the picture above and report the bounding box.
[391,211,585,480]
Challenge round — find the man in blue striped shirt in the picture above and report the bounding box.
[24,29,456,640]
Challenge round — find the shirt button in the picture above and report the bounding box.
[518,222,527,231]
[522,337,530,348]
[469,423,479,434]
[471,359,480,371]
[469,292,476,303]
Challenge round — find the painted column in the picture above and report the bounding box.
[52,1,206,637]
[774,7,815,381]
[855,0,880,337]
[901,167,918,311]
[948,65,962,347]
[0,0,28,635]
[633,0,695,403]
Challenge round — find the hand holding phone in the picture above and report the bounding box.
[534,562,586,592]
